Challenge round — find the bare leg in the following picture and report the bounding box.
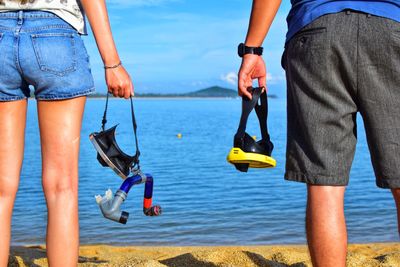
[392,188,400,236]
[306,185,347,267]
[0,100,27,266]
[38,97,86,267]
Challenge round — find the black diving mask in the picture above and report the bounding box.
[227,87,276,172]
[89,93,140,179]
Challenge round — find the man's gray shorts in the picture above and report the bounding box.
[282,10,400,189]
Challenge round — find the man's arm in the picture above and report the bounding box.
[81,0,133,98]
[238,0,282,99]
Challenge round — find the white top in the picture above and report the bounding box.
[0,0,86,34]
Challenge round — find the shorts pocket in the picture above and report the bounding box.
[384,18,400,47]
[393,31,400,43]
[286,26,328,70]
[31,33,77,76]
[290,27,327,50]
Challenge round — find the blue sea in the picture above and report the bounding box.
[11,98,399,246]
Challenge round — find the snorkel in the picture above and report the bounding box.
[95,171,161,224]
[90,93,162,224]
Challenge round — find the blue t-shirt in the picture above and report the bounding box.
[286,0,400,42]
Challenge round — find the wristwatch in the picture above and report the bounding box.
[238,43,263,57]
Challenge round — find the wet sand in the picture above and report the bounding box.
[8,243,400,267]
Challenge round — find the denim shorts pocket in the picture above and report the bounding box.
[31,33,77,76]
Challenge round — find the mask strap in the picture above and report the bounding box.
[101,92,110,131]
[254,90,270,141]
[130,95,141,168]
[100,93,141,169]
[236,87,263,137]
[236,87,270,141]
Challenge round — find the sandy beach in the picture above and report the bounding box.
[8,243,400,267]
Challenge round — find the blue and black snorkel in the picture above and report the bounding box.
[90,93,161,224]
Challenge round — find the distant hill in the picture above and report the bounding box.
[135,86,237,98]
[185,86,237,97]
[89,86,277,98]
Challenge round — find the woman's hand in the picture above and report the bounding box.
[81,0,134,98]
[105,66,134,98]
[238,54,267,99]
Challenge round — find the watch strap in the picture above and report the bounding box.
[238,43,263,57]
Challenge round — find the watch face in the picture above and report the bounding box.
[238,43,244,57]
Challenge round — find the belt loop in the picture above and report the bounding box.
[17,10,23,25]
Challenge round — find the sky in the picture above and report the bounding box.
[84,0,292,94]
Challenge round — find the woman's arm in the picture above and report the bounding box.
[238,0,282,99]
[80,0,133,98]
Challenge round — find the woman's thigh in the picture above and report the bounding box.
[0,100,27,194]
[38,97,86,191]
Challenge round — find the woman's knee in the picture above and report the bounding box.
[0,176,20,199]
[42,169,78,198]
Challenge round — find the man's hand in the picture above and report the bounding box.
[105,65,134,99]
[238,54,267,99]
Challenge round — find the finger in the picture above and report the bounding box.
[112,87,119,97]
[131,82,135,97]
[124,83,131,99]
[243,91,252,100]
[262,85,268,94]
[107,86,112,95]
[239,71,252,98]
[245,75,255,99]
[239,73,252,99]
[245,76,253,89]
[244,87,253,100]
[124,89,130,99]
[118,85,125,98]
[258,75,267,91]
[238,72,245,96]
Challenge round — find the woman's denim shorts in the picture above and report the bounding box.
[0,10,95,101]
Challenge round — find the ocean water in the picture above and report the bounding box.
[11,98,399,246]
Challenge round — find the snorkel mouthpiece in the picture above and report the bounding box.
[95,189,130,224]
[95,172,162,224]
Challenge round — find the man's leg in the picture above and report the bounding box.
[356,13,400,237]
[283,11,358,267]
[306,185,347,267]
[392,189,400,235]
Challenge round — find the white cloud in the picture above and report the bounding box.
[220,71,285,86]
[220,72,238,86]
[107,0,180,7]
[266,72,285,84]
